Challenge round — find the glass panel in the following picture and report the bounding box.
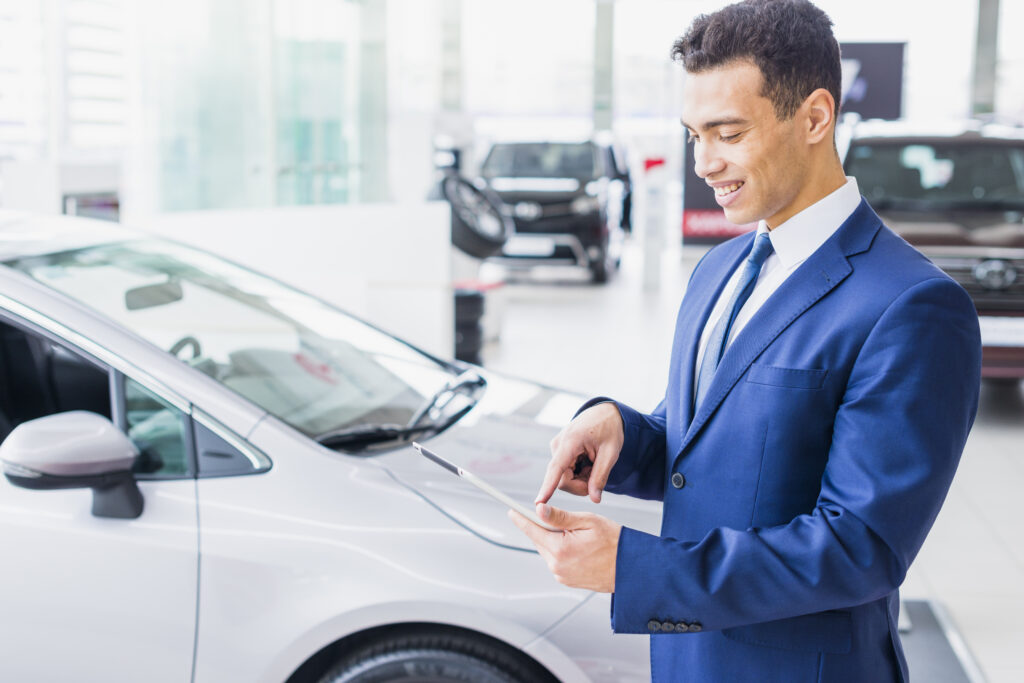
[125,378,190,477]
[847,141,1024,207]
[8,240,455,439]
[138,0,362,210]
[274,39,354,205]
[481,142,597,178]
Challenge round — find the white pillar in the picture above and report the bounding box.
[642,158,667,292]
[971,0,1000,115]
[593,0,614,132]
[359,0,389,201]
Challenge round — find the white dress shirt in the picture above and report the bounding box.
[693,177,862,393]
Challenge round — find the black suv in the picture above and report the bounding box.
[843,120,1024,379]
[477,139,630,283]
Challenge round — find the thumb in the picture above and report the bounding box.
[536,503,588,530]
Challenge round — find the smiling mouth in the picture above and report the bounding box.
[714,182,744,197]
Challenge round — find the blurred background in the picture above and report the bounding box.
[1,0,1021,217]
[1,1,1022,681]
[4,0,1023,367]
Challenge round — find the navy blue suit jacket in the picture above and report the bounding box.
[594,200,981,682]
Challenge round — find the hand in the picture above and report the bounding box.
[508,503,621,593]
[536,402,624,505]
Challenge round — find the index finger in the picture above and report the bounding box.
[535,455,570,505]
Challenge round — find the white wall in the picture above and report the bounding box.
[0,160,120,214]
[129,202,455,359]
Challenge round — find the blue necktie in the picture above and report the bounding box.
[694,231,775,409]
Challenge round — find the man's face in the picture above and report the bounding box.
[681,60,808,228]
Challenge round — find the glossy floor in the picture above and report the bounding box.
[480,238,1024,683]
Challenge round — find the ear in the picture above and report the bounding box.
[802,88,836,145]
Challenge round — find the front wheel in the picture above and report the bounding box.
[589,247,613,284]
[317,630,554,683]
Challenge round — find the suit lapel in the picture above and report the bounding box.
[675,236,753,431]
[675,199,882,464]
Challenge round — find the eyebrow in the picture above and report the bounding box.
[680,117,749,132]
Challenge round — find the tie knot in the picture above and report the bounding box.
[747,231,774,268]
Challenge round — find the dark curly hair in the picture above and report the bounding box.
[671,0,841,121]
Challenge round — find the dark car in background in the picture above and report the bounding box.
[477,139,630,283]
[843,120,1024,379]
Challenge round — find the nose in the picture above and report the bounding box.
[692,141,726,180]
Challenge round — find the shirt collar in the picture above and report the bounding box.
[757,177,861,269]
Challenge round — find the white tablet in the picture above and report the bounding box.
[412,442,560,532]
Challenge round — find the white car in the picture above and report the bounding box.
[0,211,657,683]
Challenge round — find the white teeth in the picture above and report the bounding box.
[714,182,744,196]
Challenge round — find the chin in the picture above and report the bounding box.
[723,207,757,227]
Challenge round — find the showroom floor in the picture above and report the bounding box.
[480,237,1024,683]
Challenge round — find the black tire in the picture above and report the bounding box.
[317,631,550,683]
[455,323,483,362]
[454,291,485,321]
[454,350,481,366]
[589,253,610,284]
[443,175,512,259]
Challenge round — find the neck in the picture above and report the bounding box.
[766,157,847,230]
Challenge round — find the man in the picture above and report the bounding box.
[508,1,981,681]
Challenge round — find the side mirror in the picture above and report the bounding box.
[1,411,144,519]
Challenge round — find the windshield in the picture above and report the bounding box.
[845,140,1024,208]
[6,240,459,439]
[482,142,596,179]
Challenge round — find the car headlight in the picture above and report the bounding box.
[570,196,601,214]
[513,201,543,220]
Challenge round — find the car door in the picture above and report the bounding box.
[0,315,198,682]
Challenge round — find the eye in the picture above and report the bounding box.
[687,133,699,144]
[720,132,742,142]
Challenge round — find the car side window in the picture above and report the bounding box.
[0,315,194,479]
[125,378,192,478]
[0,318,112,443]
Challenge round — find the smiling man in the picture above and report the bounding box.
[509,1,982,681]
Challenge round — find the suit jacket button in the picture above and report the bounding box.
[689,622,703,632]
[647,620,660,632]
[671,472,686,489]
[674,622,689,633]
[661,621,675,632]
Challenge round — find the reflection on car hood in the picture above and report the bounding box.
[487,177,582,193]
[484,177,592,204]
[882,210,1024,249]
[375,370,662,551]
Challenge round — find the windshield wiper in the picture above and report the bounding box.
[406,369,486,430]
[316,424,435,450]
[316,370,486,451]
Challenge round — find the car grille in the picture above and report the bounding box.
[512,214,592,237]
[929,256,1024,311]
[538,202,573,217]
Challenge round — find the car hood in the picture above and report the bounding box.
[374,370,662,551]
[881,209,1024,249]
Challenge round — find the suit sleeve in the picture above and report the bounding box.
[609,277,982,633]
[574,396,669,502]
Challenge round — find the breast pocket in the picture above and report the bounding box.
[746,364,828,390]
